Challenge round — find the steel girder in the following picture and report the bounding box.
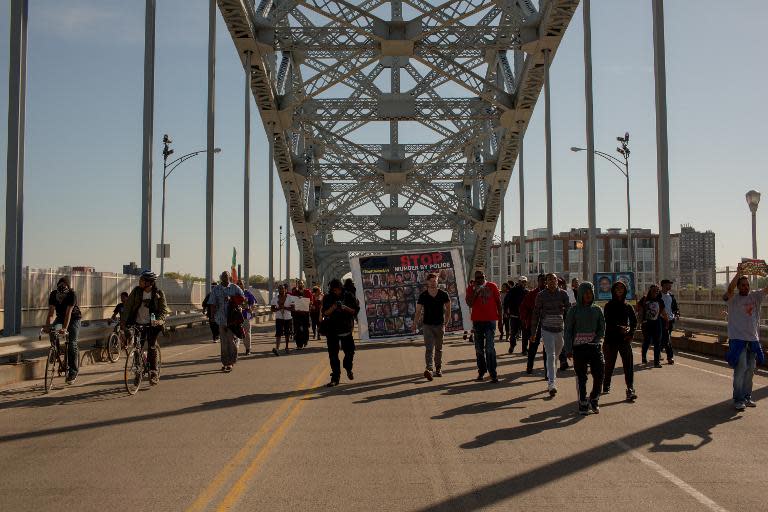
[216,0,578,282]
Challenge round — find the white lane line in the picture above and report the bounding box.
[614,439,729,512]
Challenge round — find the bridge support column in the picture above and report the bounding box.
[268,125,275,300]
[652,0,671,281]
[543,49,555,273]
[141,0,155,271]
[205,0,216,287]
[4,0,28,336]
[518,127,526,278]
[243,51,251,286]
[286,206,291,283]
[582,0,597,282]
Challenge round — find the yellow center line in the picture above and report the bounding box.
[186,358,327,512]
[214,365,330,511]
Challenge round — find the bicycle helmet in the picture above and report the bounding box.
[140,269,157,281]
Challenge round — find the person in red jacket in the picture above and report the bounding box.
[466,269,503,383]
[520,273,546,374]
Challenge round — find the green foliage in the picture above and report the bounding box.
[248,274,267,286]
[163,272,206,283]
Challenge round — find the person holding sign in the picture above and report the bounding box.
[724,270,768,411]
[415,273,451,381]
[291,279,313,349]
[271,284,294,355]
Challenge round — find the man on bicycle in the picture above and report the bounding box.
[44,277,83,384]
[120,270,169,386]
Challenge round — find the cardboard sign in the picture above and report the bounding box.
[738,259,768,277]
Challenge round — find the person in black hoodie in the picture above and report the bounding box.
[504,277,529,354]
[322,278,361,387]
[602,281,638,401]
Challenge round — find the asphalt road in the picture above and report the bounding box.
[1,328,765,511]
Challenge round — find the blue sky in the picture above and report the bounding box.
[1,0,767,278]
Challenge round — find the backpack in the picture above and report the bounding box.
[227,298,246,338]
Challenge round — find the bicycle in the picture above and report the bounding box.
[124,325,163,395]
[40,326,69,394]
[105,320,126,363]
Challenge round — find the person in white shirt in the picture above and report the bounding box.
[270,284,295,355]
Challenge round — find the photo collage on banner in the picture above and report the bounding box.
[593,272,636,302]
[352,249,471,340]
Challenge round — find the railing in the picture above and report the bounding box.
[676,317,768,344]
[0,306,275,361]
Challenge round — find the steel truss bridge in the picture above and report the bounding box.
[218,0,579,284]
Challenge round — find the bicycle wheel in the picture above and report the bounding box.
[125,347,143,395]
[44,347,57,393]
[106,333,121,363]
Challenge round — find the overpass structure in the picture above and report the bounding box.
[217,0,579,284]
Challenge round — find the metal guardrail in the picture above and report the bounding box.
[676,317,768,344]
[0,306,275,361]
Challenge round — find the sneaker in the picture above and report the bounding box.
[346,369,354,381]
[149,371,159,385]
[475,374,485,382]
[602,386,611,395]
[653,362,662,368]
[578,402,590,416]
[508,346,514,354]
[223,366,232,373]
[434,370,442,377]
[745,398,757,408]
[667,358,675,365]
[735,402,746,411]
[548,384,557,397]
[272,348,280,356]
[326,380,338,387]
[525,368,533,375]
[626,388,637,401]
[65,374,77,385]
[590,400,600,414]
[490,376,499,384]
[245,349,251,356]
[424,369,433,381]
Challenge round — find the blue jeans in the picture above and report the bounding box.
[542,330,564,386]
[733,344,756,404]
[641,319,662,364]
[473,321,497,378]
[64,319,81,377]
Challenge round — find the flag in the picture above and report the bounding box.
[231,247,238,283]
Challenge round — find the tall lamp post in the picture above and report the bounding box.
[160,134,221,278]
[746,189,761,265]
[278,225,284,284]
[571,132,632,271]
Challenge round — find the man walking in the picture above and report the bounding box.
[238,281,256,356]
[724,272,768,411]
[504,276,528,354]
[660,279,680,364]
[531,273,570,396]
[466,270,503,383]
[202,282,219,343]
[520,274,546,372]
[323,279,360,387]
[210,271,244,372]
[415,272,451,381]
[291,279,313,349]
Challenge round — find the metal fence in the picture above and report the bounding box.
[1,267,208,329]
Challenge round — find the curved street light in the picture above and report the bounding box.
[571,132,632,271]
[746,190,761,262]
[160,134,222,278]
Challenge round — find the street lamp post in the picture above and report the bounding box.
[746,189,761,260]
[278,225,284,284]
[160,134,221,278]
[571,132,632,271]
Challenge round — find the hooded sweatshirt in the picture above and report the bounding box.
[603,281,638,343]
[564,282,605,353]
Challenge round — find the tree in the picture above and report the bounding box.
[248,274,267,287]
[164,272,206,283]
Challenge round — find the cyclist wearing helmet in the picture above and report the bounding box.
[120,270,169,385]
